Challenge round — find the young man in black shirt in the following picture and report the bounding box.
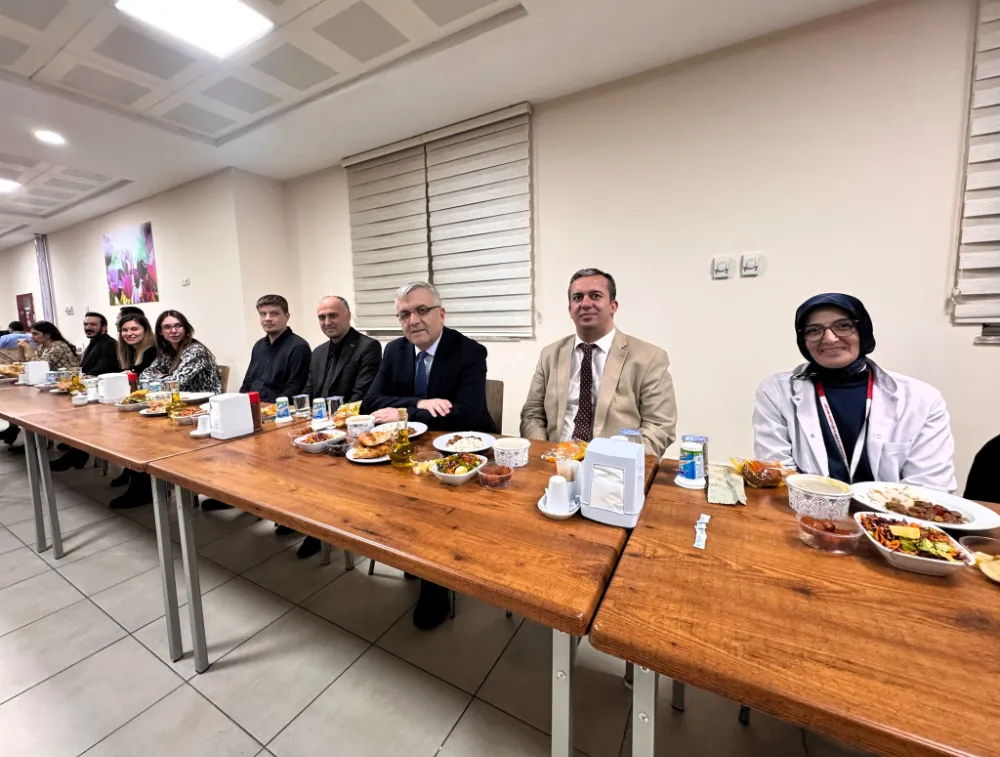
[201,294,310,512]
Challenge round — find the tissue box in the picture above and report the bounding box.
[579,438,646,528]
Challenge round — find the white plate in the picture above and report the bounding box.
[537,493,581,520]
[139,408,168,417]
[851,481,1000,532]
[0,377,17,384]
[433,432,497,454]
[179,392,214,403]
[373,421,428,439]
[854,511,974,576]
[346,447,390,464]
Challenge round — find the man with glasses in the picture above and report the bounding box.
[362,281,496,631]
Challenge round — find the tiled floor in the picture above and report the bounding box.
[0,438,866,756]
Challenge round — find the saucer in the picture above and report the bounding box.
[537,493,581,520]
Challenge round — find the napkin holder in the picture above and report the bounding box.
[98,372,130,404]
[22,361,49,386]
[210,393,254,440]
[579,438,645,528]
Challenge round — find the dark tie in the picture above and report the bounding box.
[415,351,429,398]
[572,343,595,442]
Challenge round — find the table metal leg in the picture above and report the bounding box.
[551,629,577,757]
[633,666,658,757]
[22,430,47,553]
[175,486,208,674]
[344,551,355,570]
[152,477,182,662]
[671,679,686,711]
[34,434,62,559]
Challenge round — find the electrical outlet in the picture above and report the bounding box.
[741,253,762,277]
[181,277,191,287]
[711,257,731,280]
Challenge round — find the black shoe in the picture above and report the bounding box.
[110,469,131,488]
[274,524,294,535]
[50,449,89,472]
[403,572,418,580]
[0,426,19,445]
[200,498,232,511]
[110,476,153,509]
[296,536,321,559]
[7,445,25,456]
[56,442,71,452]
[413,581,450,630]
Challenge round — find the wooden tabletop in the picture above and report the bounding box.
[148,432,660,635]
[0,383,79,422]
[589,462,1000,757]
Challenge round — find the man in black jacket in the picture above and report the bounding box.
[50,312,120,470]
[362,282,496,631]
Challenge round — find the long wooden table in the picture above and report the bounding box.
[589,463,1000,757]
[147,429,659,756]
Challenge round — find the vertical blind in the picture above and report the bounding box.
[344,104,534,338]
[956,0,1000,323]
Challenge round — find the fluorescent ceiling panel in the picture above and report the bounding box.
[115,0,275,58]
[0,179,21,193]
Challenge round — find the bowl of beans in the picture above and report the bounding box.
[478,463,513,490]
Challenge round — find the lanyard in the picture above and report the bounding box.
[814,372,874,483]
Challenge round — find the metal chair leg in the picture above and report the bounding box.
[368,560,375,575]
[101,459,109,476]
[624,661,634,688]
[449,590,456,619]
[738,705,751,725]
[671,680,685,711]
[320,542,331,566]
[505,610,513,618]
[344,551,355,570]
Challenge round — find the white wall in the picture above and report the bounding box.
[0,241,41,327]
[286,0,997,488]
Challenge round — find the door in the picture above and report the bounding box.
[16,293,34,329]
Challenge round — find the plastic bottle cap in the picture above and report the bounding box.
[247,392,260,403]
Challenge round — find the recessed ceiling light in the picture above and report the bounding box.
[0,179,21,194]
[115,0,274,58]
[33,129,66,145]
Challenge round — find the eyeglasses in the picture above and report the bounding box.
[801,320,857,342]
[395,305,440,323]
[161,324,184,332]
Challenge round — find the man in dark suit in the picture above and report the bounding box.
[303,296,382,403]
[362,282,496,631]
[293,295,382,559]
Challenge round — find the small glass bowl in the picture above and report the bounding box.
[477,463,513,490]
[326,438,352,457]
[959,535,1000,560]
[797,513,863,555]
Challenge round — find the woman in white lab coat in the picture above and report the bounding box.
[753,293,956,491]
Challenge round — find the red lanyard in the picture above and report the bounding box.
[814,371,874,483]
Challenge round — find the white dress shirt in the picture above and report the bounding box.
[413,334,442,384]
[560,328,617,441]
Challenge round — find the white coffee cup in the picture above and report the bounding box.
[195,415,211,433]
[546,475,571,514]
[346,414,375,437]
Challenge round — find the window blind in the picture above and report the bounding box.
[344,104,534,338]
[956,0,1000,323]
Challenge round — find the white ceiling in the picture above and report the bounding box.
[0,0,879,251]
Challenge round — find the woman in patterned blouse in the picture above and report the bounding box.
[141,310,222,394]
[3,322,80,456]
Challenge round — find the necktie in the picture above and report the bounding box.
[415,351,429,398]
[572,343,595,442]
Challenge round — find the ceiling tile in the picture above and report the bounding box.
[46,177,93,192]
[0,0,67,32]
[60,64,151,106]
[251,43,337,91]
[202,76,280,114]
[313,2,408,63]
[412,0,497,27]
[62,168,111,182]
[0,34,29,66]
[28,187,74,200]
[0,167,21,181]
[93,25,197,81]
[0,152,36,168]
[162,102,236,134]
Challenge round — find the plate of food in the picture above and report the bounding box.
[433,432,496,454]
[855,511,974,576]
[373,421,428,439]
[170,407,207,425]
[179,392,214,403]
[851,482,1000,532]
[346,429,393,463]
[260,403,277,423]
[139,407,168,417]
[294,430,345,454]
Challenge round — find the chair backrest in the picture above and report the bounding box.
[218,365,231,392]
[486,379,504,433]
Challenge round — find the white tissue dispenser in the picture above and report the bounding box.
[579,438,646,528]
[22,361,50,385]
[97,373,130,404]
[209,393,254,440]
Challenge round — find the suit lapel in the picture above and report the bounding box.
[594,331,626,435]
[327,331,357,391]
[553,337,574,434]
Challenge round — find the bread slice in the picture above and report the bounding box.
[351,442,392,459]
[358,430,393,447]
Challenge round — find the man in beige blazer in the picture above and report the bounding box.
[520,268,677,458]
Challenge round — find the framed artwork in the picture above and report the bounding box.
[102,222,159,305]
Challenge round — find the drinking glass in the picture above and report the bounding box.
[292,394,310,418]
